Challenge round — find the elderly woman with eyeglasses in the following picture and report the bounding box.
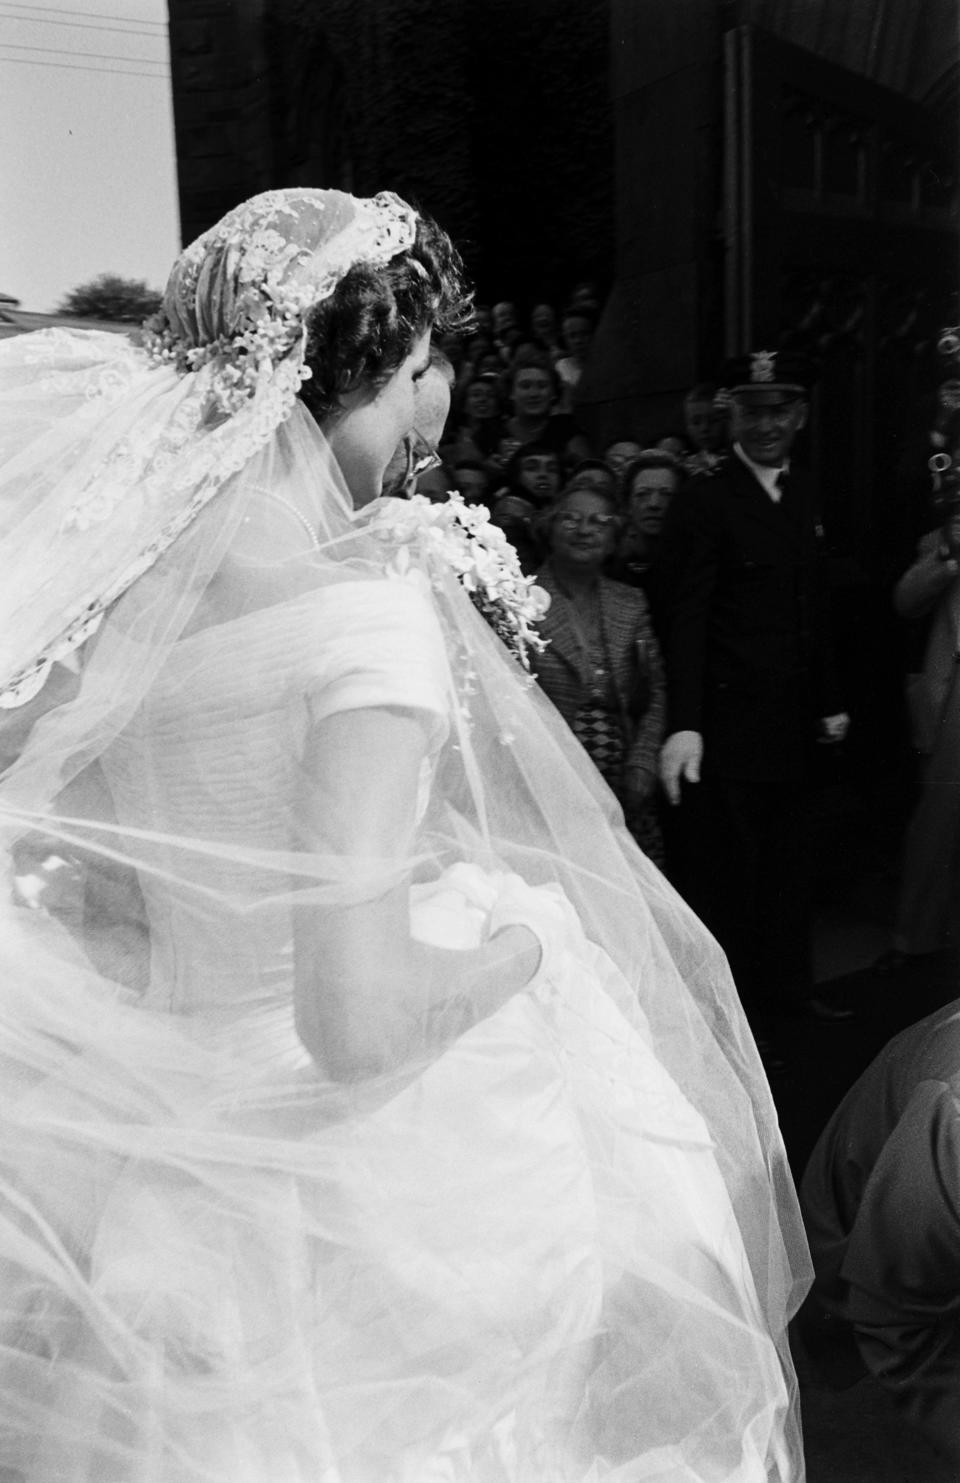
[532,482,666,864]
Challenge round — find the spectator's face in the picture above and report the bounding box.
[684,399,726,452]
[569,467,616,498]
[604,441,643,478]
[656,434,687,458]
[628,468,676,538]
[454,468,489,502]
[730,392,807,466]
[561,315,592,360]
[489,495,534,535]
[550,489,619,570]
[465,380,498,419]
[569,283,599,312]
[512,368,554,419]
[517,453,560,502]
[493,301,517,335]
[531,304,556,339]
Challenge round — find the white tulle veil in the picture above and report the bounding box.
[0,188,810,1482]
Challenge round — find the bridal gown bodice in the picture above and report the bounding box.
[102,578,450,1030]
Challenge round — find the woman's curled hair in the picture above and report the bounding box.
[299,212,473,423]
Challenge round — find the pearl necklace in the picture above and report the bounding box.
[266,493,321,549]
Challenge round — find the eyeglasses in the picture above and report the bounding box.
[403,430,443,484]
[555,513,618,531]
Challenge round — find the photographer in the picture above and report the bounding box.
[800,997,960,1467]
[880,375,960,970]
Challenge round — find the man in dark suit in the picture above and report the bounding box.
[657,349,850,1038]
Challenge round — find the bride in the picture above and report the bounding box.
[0,188,809,1481]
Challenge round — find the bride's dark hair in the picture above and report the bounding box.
[299,212,473,422]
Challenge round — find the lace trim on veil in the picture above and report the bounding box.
[0,353,306,709]
[0,190,419,709]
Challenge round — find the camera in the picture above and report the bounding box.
[929,451,960,553]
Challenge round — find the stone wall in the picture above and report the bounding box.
[168,0,615,308]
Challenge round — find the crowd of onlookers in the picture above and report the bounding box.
[431,292,690,870]
[425,292,729,545]
[412,291,738,876]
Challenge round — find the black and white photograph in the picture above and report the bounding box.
[0,2,957,1479]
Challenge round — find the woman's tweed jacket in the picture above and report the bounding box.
[531,561,665,791]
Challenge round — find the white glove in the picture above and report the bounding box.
[659,730,703,805]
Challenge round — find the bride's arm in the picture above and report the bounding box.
[0,661,82,773]
[292,706,540,1080]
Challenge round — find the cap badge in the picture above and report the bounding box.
[750,350,777,383]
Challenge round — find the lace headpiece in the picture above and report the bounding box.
[141,189,417,416]
[0,189,419,707]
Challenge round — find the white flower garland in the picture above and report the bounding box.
[369,493,550,671]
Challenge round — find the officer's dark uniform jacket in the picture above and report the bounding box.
[658,450,842,781]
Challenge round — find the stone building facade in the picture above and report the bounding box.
[167,0,614,307]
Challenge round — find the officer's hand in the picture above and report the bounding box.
[659,730,703,806]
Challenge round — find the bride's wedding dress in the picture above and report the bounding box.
[0,563,801,1482]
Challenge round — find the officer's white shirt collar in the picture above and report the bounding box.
[733,443,789,503]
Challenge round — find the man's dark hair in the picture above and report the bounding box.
[508,350,560,398]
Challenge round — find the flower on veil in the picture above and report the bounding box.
[370,493,550,670]
[140,291,312,418]
[139,218,316,416]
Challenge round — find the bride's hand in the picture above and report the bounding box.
[486,922,543,990]
[420,921,543,1052]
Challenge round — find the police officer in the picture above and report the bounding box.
[658,349,850,1044]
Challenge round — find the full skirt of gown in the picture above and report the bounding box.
[0,863,798,1483]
